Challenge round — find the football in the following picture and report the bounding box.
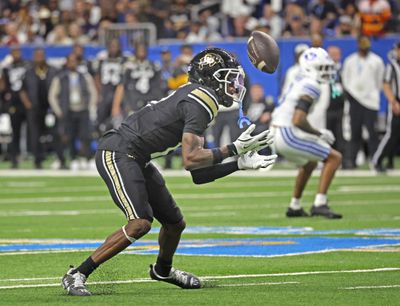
[247,31,280,73]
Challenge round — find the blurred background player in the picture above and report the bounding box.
[0,46,29,168]
[372,42,400,172]
[93,39,125,135]
[342,35,385,169]
[271,47,343,219]
[111,43,163,120]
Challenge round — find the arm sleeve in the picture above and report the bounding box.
[190,162,239,184]
[178,100,211,136]
[48,77,63,117]
[384,63,393,83]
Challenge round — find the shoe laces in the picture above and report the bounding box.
[72,271,87,288]
[171,268,188,284]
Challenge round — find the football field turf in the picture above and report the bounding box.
[0,171,399,305]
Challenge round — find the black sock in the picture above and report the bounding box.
[155,256,172,277]
[73,257,99,278]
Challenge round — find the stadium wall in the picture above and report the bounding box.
[0,36,398,111]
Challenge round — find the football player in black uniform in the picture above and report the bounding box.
[0,46,30,168]
[62,48,277,296]
[93,39,125,134]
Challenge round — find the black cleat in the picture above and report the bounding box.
[61,266,91,296]
[310,204,342,219]
[149,264,201,289]
[286,207,309,217]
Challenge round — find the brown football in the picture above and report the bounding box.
[247,31,280,74]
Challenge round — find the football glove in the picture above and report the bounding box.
[319,129,335,145]
[232,124,273,155]
[238,151,278,170]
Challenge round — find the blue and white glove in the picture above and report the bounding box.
[238,151,278,170]
[232,124,274,155]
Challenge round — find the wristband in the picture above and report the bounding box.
[211,148,223,164]
[227,144,238,156]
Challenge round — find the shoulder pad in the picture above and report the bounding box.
[187,85,219,121]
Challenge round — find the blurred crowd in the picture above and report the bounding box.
[0,0,399,46]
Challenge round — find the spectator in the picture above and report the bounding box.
[198,8,222,42]
[2,22,27,45]
[0,46,29,168]
[260,4,283,39]
[309,0,339,35]
[342,35,385,168]
[68,22,90,45]
[357,0,392,37]
[335,14,357,36]
[46,24,73,45]
[19,48,58,169]
[185,21,207,43]
[48,53,97,170]
[282,5,309,37]
[372,42,400,172]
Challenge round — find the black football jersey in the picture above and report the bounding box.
[97,82,219,162]
[121,59,164,111]
[3,61,29,93]
[94,57,125,105]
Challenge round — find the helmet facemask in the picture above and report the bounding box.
[213,67,247,106]
[300,47,337,84]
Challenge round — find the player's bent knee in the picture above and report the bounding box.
[328,150,342,166]
[125,219,152,239]
[164,219,186,235]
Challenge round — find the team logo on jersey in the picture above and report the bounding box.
[199,53,223,69]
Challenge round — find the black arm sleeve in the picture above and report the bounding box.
[190,162,239,184]
[295,97,313,113]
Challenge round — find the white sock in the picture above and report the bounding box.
[289,197,301,210]
[314,194,327,207]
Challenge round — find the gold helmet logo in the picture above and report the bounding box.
[199,53,223,69]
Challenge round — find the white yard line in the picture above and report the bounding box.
[217,281,299,287]
[1,169,400,177]
[342,285,400,290]
[0,268,398,290]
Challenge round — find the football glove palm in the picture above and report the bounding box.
[232,124,273,155]
[238,151,278,170]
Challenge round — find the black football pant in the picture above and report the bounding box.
[372,111,400,167]
[9,108,26,166]
[348,94,379,167]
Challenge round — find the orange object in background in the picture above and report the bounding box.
[358,0,392,36]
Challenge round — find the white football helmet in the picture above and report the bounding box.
[299,47,336,83]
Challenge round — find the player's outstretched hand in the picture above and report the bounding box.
[319,129,335,145]
[238,151,278,170]
[232,124,274,155]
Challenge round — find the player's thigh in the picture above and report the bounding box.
[274,126,330,165]
[95,150,153,221]
[143,162,183,225]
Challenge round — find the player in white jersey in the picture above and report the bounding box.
[271,47,343,219]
